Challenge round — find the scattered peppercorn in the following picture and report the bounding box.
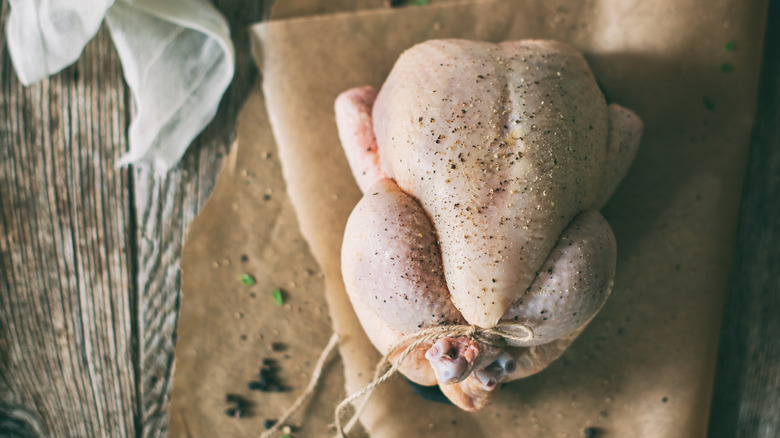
[225,394,243,404]
[248,380,266,391]
[270,342,287,352]
[224,394,251,418]
[583,427,598,438]
[263,419,277,430]
[249,358,285,392]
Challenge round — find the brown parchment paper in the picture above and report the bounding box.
[169,84,346,437]
[171,0,768,437]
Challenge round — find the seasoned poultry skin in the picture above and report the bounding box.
[337,40,642,411]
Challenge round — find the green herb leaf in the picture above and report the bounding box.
[724,40,735,52]
[280,435,292,438]
[238,274,256,286]
[272,288,284,306]
[412,0,430,5]
[703,98,715,110]
[720,63,734,73]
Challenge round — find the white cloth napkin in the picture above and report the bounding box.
[6,0,235,173]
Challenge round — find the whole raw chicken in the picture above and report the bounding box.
[337,40,642,412]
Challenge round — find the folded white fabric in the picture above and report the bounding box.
[6,0,235,173]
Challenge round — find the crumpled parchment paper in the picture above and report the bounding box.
[170,0,768,436]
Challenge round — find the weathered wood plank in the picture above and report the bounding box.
[708,0,780,436]
[0,20,136,438]
[133,2,264,436]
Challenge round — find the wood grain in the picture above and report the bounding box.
[0,1,262,436]
[708,1,780,437]
[0,22,136,438]
[132,2,263,435]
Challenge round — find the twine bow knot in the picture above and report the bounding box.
[260,322,534,438]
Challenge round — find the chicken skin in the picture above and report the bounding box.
[338,40,642,411]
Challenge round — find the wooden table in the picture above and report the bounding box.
[0,1,777,436]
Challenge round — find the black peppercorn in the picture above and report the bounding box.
[248,380,267,391]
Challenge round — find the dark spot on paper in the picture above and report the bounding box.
[583,427,598,438]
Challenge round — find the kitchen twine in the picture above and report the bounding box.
[259,321,534,438]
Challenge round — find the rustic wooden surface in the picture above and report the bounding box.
[0,0,264,436]
[707,0,780,437]
[0,1,777,437]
